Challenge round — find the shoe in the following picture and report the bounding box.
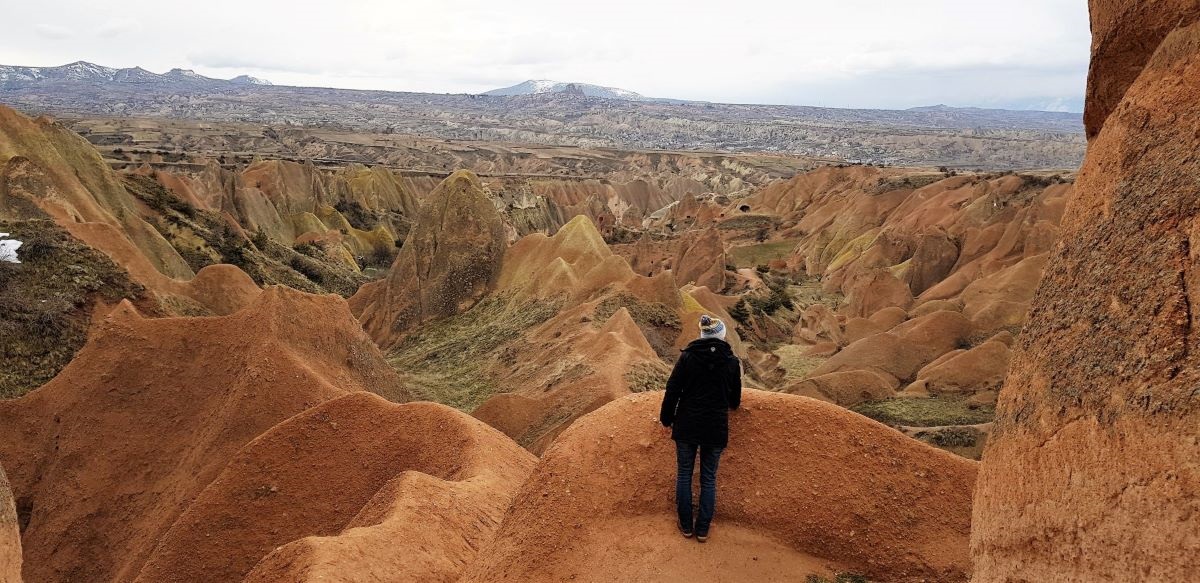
[679,524,694,538]
[696,526,709,542]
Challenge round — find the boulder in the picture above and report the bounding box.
[906,339,1011,396]
[785,369,898,405]
[905,229,960,295]
[792,303,844,345]
[842,269,913,318]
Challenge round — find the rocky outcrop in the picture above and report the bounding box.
[470,216,678,451]
[135,394,534,583]
[785,369,896,406]
[463,391,977,582]
[0,287,405,583]
[0,463,19,583]
[672,226,727,291]
[807,310,972,388]
[740,165,1068,432]
[1083,0,1200,137]
[972,3,1200,581]
[351,170,507,348]
[0,106,259,315]
[904,336,1010,399]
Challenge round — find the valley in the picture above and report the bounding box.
[0,61,1086,170]
[1,2,1196,581]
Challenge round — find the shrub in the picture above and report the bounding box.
[250,229,270,250]
[729,298,751,326]
[806,575,869,583]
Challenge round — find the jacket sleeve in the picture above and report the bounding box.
[659,353,688,426]
[727,356,743,410]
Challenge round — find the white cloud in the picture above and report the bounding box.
[95,18,140,39]
[0,0,1090,110]
[33,24,72,40]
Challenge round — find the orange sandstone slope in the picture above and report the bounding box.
[135,393,535,583]
[748,167,1067,326]
[471,215,683,451]
[735,166,1069,414]
[0,105,260,315]
[0,464,19,583]
[150,159,413,267]
[386,211,744,454]
[464,390,977,583]
[0,287,405,583]
[972,2,1200,581]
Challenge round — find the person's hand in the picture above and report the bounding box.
[661,423,672,438]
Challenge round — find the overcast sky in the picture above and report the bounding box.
[2,0,1090,111]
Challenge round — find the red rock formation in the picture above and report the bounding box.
[0,287,404,583]
[463,391,977,582]
[905,337,1010,399]
[972,3,1200,580]
[672,226,727,291]
[0,464,19,583]
[740,165,1068,413]
[473,216,677,451]
[808,310,972,387]
[135,393,534,583]
[784,369,896,405]
[351,170,507,348]
[0,106,258,314]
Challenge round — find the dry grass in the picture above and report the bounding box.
[851,396,994,427]
[773,344,827,381]
[387,294,563,411]
[0,219,146,398]
[123,174,373,297]
[729,239,802,268]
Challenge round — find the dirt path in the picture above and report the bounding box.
[543,516,843,582]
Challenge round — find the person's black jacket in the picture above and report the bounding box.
[659,337,742,448]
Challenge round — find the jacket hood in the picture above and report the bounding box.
[683,337,735,363]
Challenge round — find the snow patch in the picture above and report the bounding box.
[0,233,22,263]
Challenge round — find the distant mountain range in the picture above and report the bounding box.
[0,61,272,89]
[0,61,1085,168]
[484,80,650,101]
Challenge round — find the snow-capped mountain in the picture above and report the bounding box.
[483,80,649,101]
[0,61,272,88]
[231,75,273,86]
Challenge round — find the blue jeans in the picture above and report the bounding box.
[675,441,723,534]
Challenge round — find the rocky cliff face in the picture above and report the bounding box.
[0,463,19,583]
[971,2,1200,581]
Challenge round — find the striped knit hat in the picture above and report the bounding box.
[699,314,727,340]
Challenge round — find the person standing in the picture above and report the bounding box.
[659,314,742,542]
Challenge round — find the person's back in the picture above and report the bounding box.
[659,314,741,542]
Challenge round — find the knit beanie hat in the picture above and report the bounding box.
[699,314,727,340]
